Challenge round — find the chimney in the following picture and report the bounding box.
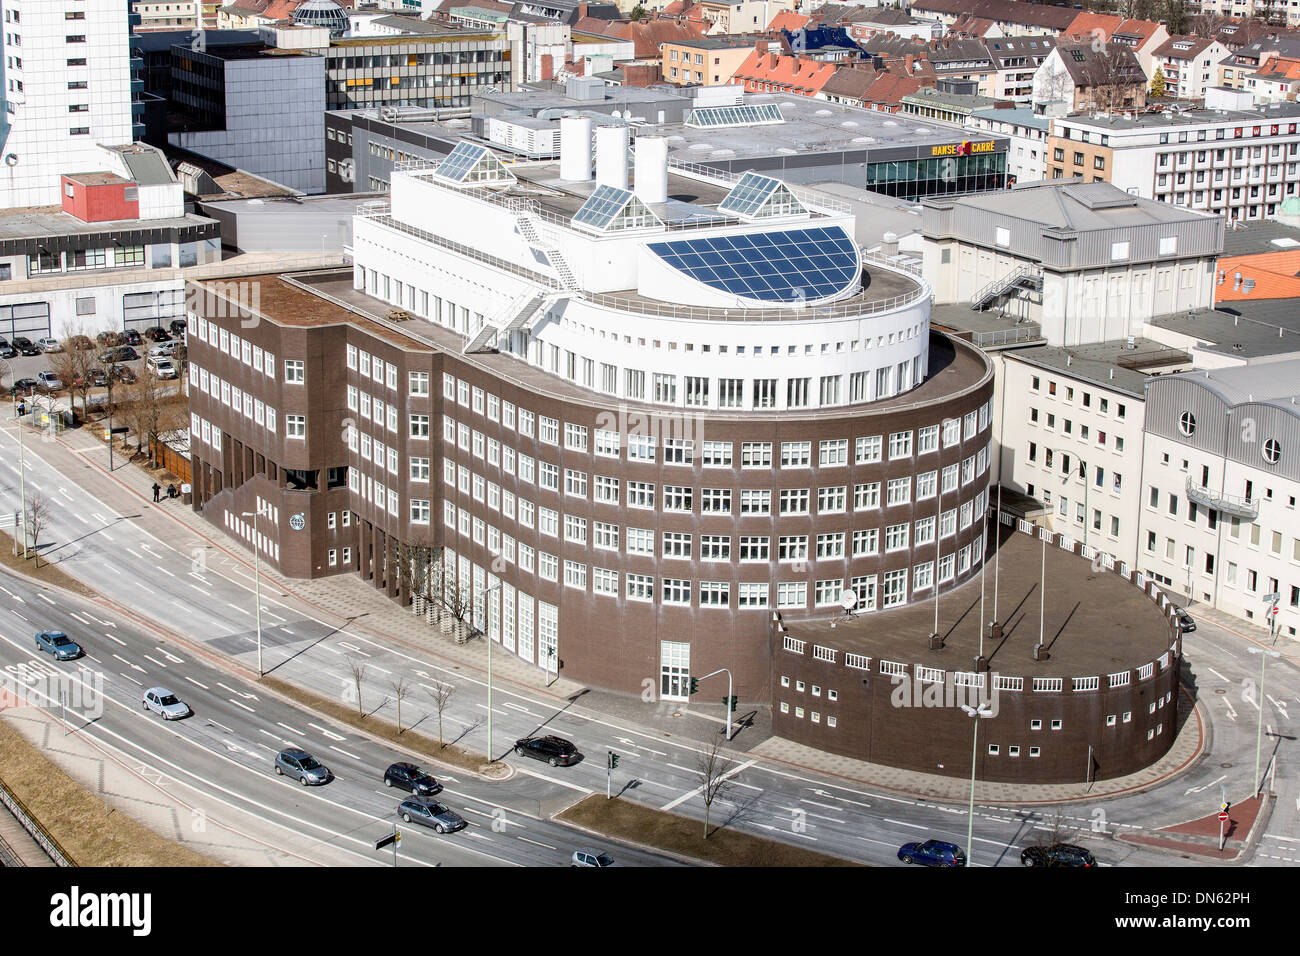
[578,2,588,19]
[756,39,768,54]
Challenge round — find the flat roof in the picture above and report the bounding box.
[1000,339,1178,399]
[969,106,1051,131]
[788,522,1174,679]
[1149,300,1300,361]
[1219,218,1300,257]
[232,270,989,419]
[662,93,979,166]
[62,172,131,187]
[0,207,215,242]
[1055,101,1300,131]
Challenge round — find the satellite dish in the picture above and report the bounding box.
[840,589,858,611]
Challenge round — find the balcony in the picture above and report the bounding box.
[1185,475,1258,521]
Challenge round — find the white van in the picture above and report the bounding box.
[146,356,178,379]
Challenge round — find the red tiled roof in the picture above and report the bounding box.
[1254,56,1300,80]
[768,11,809,33]
[1215,252,1300,301]
[732,48,838,93]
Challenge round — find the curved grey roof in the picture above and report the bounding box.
[1162,362,1300,415]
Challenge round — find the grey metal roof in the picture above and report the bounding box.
[929,180,1216,232]
[1001,341,1162,400]
[1148,299,1300,360]
[1219,218,1300,257]
[968,107,1051,132]
[1160,361,1300,410]
[110,145,176,186]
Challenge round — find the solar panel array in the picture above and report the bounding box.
[686,104,784,129]
[647,225,860,304]
[718,172,807,219]
[571,184,661,231]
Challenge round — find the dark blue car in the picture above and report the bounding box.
[898,839,967,867]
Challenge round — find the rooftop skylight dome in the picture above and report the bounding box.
[718,172,809,223]
[432,142,516,187]
[292,0,349,38]
[571,185,663,233]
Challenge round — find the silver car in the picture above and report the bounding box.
[142,686,190,720]
[275,748,332,786]
[397,798,466,833]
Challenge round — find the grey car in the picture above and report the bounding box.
[396,797,466,834]
[571,850,615,867]
[35,631,83,661]
[142,687,191,720]
[274,748,332,786]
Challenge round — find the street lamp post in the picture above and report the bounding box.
[0,358,29,558]
[240,509,265,677]
[961,702,993,866]
[1246,646,1282,798]
[932,418,961,649]
[482,581,503,762]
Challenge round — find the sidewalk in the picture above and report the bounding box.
[1183,601,1300,665]
[43,424,1208,805]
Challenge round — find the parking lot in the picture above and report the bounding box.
[1,325,186,405]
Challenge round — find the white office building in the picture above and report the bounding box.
[0,0,135,208]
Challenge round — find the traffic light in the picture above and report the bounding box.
[689,676,699,695]
[608,751,620,770]
[723,695,738,712]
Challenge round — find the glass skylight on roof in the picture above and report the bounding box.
[434,141,515,185]
[647,225,860,305]
[685,104,784,129]
[571,184,663,232]
[718,172,808,220]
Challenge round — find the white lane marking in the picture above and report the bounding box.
[475,703,510,717]
[143,654,167,669]
[37,593,56,605]
[12,611,27,622]
[183,676,209,690]
[338,642,370,657]
[155,646,184,664]
[517,837,557,850]
[368,664,391,676]
[503,702,532,713]
[308,722,345,741]
[217,682,256,700]
[156,567,176,579]
[660,759,756,812]
[207,719,233,734]
[136,583,156,595]
[329,745,360,760]
[112,653,145,673]
[277,722,307,736]
[227,698,255,713]
[68,612,91,626]
[74,513,90,525]
[119,672,142,686]
[104,632,125,646]
[884,819,929,831]
[1207,667,1231,683]
[514,767,592,794]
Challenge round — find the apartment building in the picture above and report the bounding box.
[966,106,1050,183]
[661,35,753,86]
[0,0,136,208]
[1138,363,1300,640]
[1150,35,1234,101]
[1047,100,1300,223]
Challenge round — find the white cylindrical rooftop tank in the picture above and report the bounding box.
[559,114,594,182]
[634,135,668,205]
[595,124,629,190]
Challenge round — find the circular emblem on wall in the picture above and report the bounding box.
[289,513,306,532]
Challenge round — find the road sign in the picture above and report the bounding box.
[1218,811,1229,822]
[374,829,401,850]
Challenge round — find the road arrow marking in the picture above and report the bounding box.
[1185,773,1227,796]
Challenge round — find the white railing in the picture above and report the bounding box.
[915,665,945,684]
[951,671,985,688]
[1109,671,1131,687]
[1137,662,1154,680]
[1073,676,1100,692]
[812,645,837,663]
[845,653,871,671]
[994,676,1023,692]
[1032,677,1063,692]
[783,635,806,654]
[879,659,907,676]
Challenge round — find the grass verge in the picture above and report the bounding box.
[259,674,504,778]
[0,716,219,867]
[0,527,99,600]
[559,795,862,866]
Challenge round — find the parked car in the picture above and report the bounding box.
[1175,609,1196,633]
[898,839,967,867]
[0,338,15,358]
[76,368,110,388]
[37,337,61,353]
[35,631,83,661]
[514,735,580,767]
[141,687,191,720]
[169,318,187,335]
[8,378,39,397]
[112,365,137,384]
[571,850,615,867]
[99,346,138,364]
[396,798,466,833]
[148,341,176,358]
[1020,843,1096,868]
[11,336,41,356]
[96,330,123,348]
[65,334,95,352]
[143,326,171,343]
[274,748,331,786]
[146,356,177,379]
[383,762,442,796]
[122,329,143,346]
[36,370,63,392]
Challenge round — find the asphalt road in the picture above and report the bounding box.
[0,570,683,868]
[0,419,1295,867]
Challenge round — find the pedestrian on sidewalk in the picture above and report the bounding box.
[167,483,177,500]
[152,482,161,503]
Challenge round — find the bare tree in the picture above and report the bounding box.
[1082,44,1146,115]
[390,675,412,733]
[46,323,99,420]
[427,680,456,750]
[120,364,184,465]
[25,492,51,568]
[695,734,739,839]
[347,656,367,718]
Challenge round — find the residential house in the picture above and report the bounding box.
[1151,36,1234,101]
[661,35,756,84]
[1033,41,1147,117]
[908,0,1078,37]
[1248,56,1300,103]
[730,43,839,95]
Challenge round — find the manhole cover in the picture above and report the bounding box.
[1220,762,1233,769]
[1215,688,1226,695]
